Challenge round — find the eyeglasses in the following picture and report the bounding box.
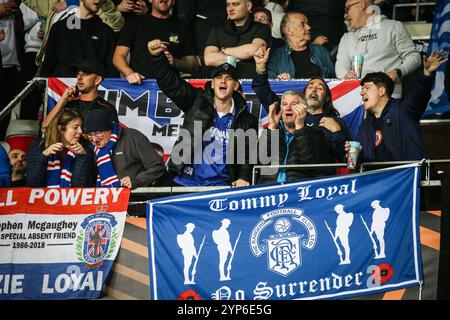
[345,1,360,13]
[85,131,104,139]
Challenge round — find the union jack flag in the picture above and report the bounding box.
[47,78,364,157]
[87,223,108,259]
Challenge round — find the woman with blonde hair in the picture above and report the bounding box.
[26,108,96,187]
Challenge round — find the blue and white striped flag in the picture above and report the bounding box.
[426,0,450,116]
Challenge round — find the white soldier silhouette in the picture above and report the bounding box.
[370,200,390,258]
[212,219,240,281]
[334,204,354,264]
[177,223,198,284]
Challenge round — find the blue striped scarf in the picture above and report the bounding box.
[95,123,121,187]
[47,149,76,188]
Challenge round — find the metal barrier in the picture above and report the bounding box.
[250,160,450,189]
[360,159,450,185]
[127,160,447,209]
[251,163,348,186]
[0,79,46,122]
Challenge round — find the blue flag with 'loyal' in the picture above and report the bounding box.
[147,164,423,300]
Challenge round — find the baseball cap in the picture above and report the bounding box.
[210,63,238,80]
[72,58,106,78]
[84,107,116,133]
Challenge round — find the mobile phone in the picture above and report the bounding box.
[71,86,79,97]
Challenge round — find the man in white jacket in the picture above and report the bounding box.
[335,0,421,98]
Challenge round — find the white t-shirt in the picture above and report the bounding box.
[0,0,19,67]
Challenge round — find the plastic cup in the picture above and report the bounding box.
[351,55,364,79]
[347,141,361,169]
[226,55,237,67]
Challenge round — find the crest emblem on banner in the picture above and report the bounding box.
[250,208,317,276]
[76,205,119,266]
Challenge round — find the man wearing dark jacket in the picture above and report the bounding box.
[40,0,118,77]
[349,50,448,163]
[252,47,349,176]
[84,107,165,189]
[257,90,324,184]
[288,0,346,52]
[148,39,259,187]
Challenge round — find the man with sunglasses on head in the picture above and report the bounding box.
[336,0,420,98]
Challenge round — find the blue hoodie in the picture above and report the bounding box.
[0,145,11,187]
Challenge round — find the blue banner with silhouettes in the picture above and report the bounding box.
[147,164,423,300]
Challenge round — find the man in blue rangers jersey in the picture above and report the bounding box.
[148,39,259,187]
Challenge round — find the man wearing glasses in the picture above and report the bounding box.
[335,0,420,98]
[83,107,165,189]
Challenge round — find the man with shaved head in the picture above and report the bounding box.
[336,0,421,97]
[204,0,271,78]
[114,0,199,84]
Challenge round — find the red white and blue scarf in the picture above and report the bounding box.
[95,123,121,187]
[47,148,76,188]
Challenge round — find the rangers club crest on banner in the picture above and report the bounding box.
[147,164,423,300]
[250,208,317,276]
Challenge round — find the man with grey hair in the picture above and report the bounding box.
[257,88,324,184]
[267,11,335,80]
[335,0,421,97]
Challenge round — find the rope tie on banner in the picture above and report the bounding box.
[419,281,423,300]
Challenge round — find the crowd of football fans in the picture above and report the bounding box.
[0,0,447,190]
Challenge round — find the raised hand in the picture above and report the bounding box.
[254,47,270,72]
[344,70,357,80]
[69,142,86,155]
[277,73,291,80]
[423,50,448,76]
[319,117,342,133]
[267,102,282,130]
[42,143,64,157]
[292,102,308,130]
[120,176,132,189]
[133,0,148,15]
[231,179,250,188]
[61,86,78,102]
[148,39,168,56]
[126,72,145,85]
